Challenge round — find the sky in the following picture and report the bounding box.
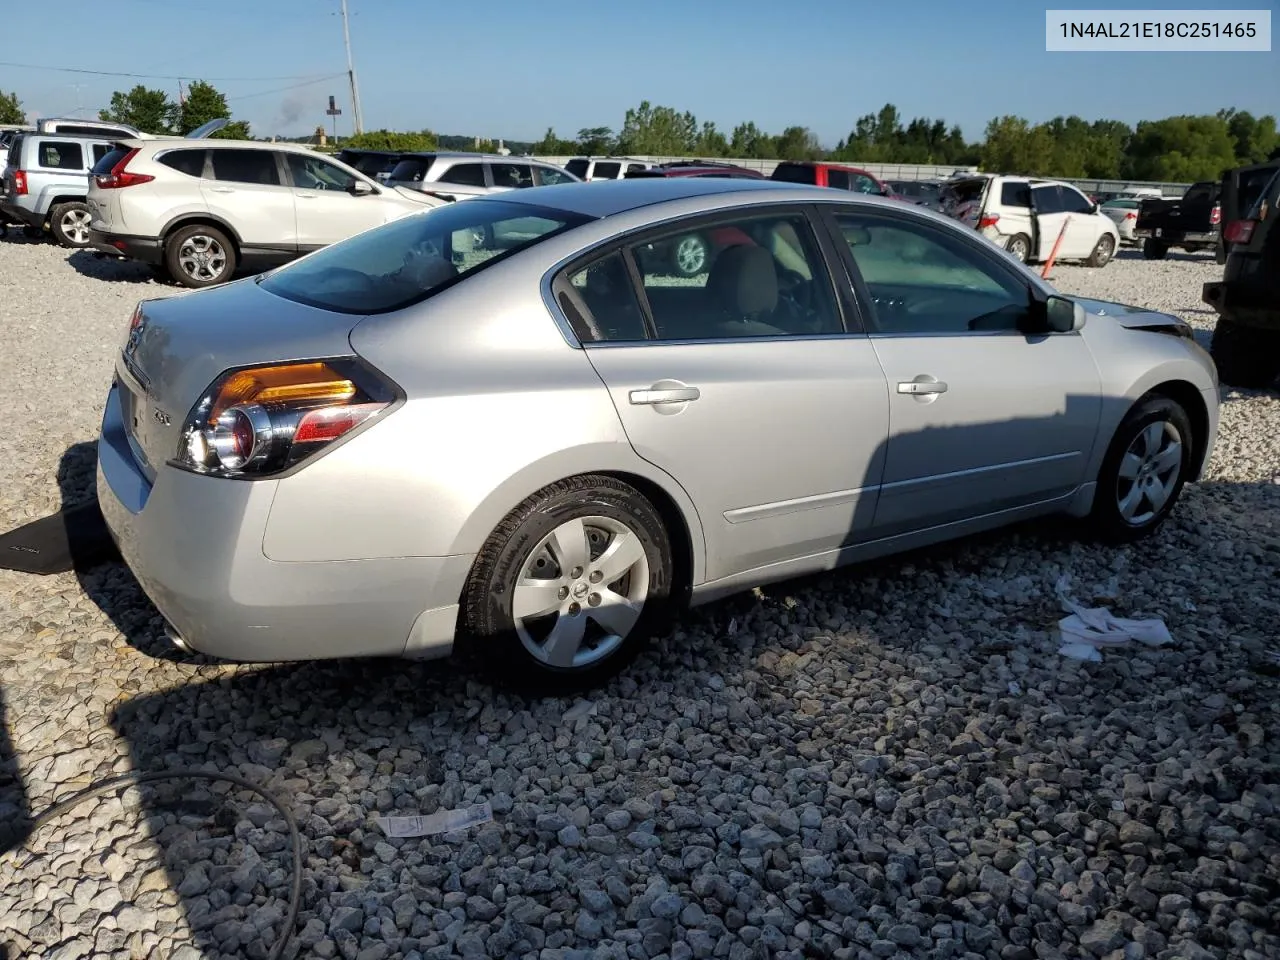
[1,0,1276,146]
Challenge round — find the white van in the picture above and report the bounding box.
[942,174,1121,267]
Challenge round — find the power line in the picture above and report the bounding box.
[226,75,348,102]
[0,60,333,82]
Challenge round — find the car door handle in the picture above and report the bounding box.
[897,378,948,395]
[629,385,700,405]
[208,187,235,194]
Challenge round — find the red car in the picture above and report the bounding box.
[770,161,904,200]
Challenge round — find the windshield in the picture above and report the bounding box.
[387,155,436,183]
[770,163,818,185]
[258,199,592,315]
[565,158,590,179]
[1246,169,1279,219]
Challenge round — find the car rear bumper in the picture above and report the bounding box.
[1,201,41,227]
[1134,228,1217,245]
[96,380,470,663]
[1203,279,1280,329]
[89,228,164,265]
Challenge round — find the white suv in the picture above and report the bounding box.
[86,139,437,288]
[563,157,654,180]
[385,152,580,203]
[943,174,1120,267]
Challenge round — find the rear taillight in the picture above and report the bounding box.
[13,170,27,195]
[94,148,154,189]
[1124,212,1137,221]
[1210,203,1221,226]
[1223,220,1256,244]
[978,214,1000,229]
[172,359,398,479]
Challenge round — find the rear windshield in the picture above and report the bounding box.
[1246,169,1280,219]
[1239,168,1277,216]
[91,146,131,176]
[565,158,589,179]
[387,155,437,182]
[770,163,818,185]
[351,154,398,176]
[258,199,592,315]
[1103,199,1140,208]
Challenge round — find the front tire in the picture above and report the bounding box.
[1210,318,1280,389]
[165,224,236,288]
[1086,234,1115,267]
[1087,394,1194,543]
[461,475,674,693]
[1143,239,1168,260]
[50,202,93,248]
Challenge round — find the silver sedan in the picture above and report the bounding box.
[96,178,1220,691]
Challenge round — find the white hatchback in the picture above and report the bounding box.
[86,139,438,288]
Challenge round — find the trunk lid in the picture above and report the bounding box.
[116,277,362,475]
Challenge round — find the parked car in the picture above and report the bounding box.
[1134,181,1220,259]
[85,138,440,288]
[1202,165,1280,388]
[334,148,402,183]
[886,179,943,210]
[95,177,1219,691]
[1100,197,1142,242]
[1217,159,1280,265]
[943,174,1120,267]
[385,152,580,203]
[1,132,118,245]
[564,157,654,180]
[771,161,900,199]
[623,161,765,180]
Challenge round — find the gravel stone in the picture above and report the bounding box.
[1,246,1277,960]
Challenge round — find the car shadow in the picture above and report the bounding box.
[1114,247,1216,263]
[8,374,1270,956]
[0,686,32,859]
[66,249,168,286]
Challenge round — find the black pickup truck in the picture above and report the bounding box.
[1134,181,1220,259]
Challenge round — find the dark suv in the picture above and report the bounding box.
[1202,165,1280,388]
[334,149,402,182]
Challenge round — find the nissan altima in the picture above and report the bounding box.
[96,178,1219,691]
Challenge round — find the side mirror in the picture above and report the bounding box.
[348,179,375,196]
[1045,294,1085,333]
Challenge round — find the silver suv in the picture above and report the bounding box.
[385,152,580,203]
[0,133,117,245]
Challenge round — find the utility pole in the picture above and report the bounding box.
[340,0,364,135]
[70,83,86,118]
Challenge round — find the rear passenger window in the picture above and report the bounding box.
[208,149,280,186]
[593,161,621,180]
[92,144,111,165]
[560,251,650,342]
[851,174,880,194]
[490,163,534,188]
[38,141,84,170]
[826,169,850,190]
[627,163,646,173]
[158,149,207,178]
[1001,182,1032,207]
[439,163,486,187]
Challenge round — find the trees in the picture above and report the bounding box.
[1126,115,1239,181]
[618,101,699,155]
[174,81,250,139]
[0,90,24,125]
[100,85,175,135]
[343,129,437,151]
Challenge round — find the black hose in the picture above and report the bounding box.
[10,769,302,960]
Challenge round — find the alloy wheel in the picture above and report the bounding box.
[1115,420,1183,525]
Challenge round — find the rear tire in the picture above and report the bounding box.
[1210,318,1280,389]
[50,201,94,248]
[165,224,236,288]
[461,475,674,694]
[1143,239,1169,260]
[1087,394,1194,544]
[1006,234,1031,263]
[1086,234,1115,267]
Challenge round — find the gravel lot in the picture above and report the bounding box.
[1,240,1277,960]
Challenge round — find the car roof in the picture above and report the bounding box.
[476,176,849,218]
[121,137,324,152]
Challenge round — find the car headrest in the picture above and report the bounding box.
[708,244,777,317]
